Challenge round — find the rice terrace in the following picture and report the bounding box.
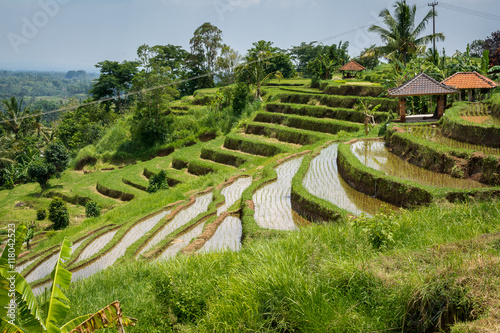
[1,0,500,332]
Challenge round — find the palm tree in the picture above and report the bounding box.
[0,97,32,140]
[368,1,445,64]
[238,51,283,101]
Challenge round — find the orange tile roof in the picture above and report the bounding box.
[339,60,366,71]
[388,73,457,97]
[442,71,497,89]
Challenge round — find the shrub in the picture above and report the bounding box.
[232,83,251,116]
[147,170,169,193]
[351,211,399,250]
[36,209,46,221]
[310,75,321,89]
[45,230,57,238]
[27,160,54,190]
[48,197,69,230]
[85,201,101,218]
[44,142,69,177]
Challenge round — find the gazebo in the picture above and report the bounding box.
[388,73,457,123]
[339,60,366,79]
[442,71,498,102]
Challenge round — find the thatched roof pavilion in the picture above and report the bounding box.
[339,60,366,79]
[388,73,457,122]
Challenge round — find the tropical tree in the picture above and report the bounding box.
[368,0,445,64]
[0,224,137,332]
[188,22,224,88]
[237,49,283,101]
[0,97,33,140]
[484,30,500,66]
[90,60,139,113]
[215,45,242,86]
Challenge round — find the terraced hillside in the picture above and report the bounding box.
[3,80,500,305]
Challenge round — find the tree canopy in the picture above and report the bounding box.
[368,0,444,64]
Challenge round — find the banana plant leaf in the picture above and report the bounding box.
[67,301,137,333]
[43,238,73,332]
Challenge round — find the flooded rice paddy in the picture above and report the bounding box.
[71,210,170,282]
[26,238,86,283]
[199,216,242,253]
[157,222,206,260]
[217,177,253,215]
[75,230,119,264]
[304,144,396,216]
[351,140,489,189]
[138,193,213,256]
[407,125,500,156]
[253,157,304,230]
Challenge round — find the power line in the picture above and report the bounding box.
[439,2,500,21]
[2,3,496,125]
[0,25,376,125]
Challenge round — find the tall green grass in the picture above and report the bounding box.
[64,200,500,332]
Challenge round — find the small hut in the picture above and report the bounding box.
[388,73,457,123]
[339,60,366,79]
[442,71,497,102]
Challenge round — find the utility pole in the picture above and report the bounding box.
[428,2,439,52]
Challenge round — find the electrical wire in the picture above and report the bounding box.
[1,3,495,124]
[0,24,378,125]
[439,2,500,22]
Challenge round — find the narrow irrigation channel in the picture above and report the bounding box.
[138,193,213,257]
[304,143,396,216]
[351,140,489,189]
[253,157,304,230]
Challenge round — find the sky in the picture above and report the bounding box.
[0,0,499,72]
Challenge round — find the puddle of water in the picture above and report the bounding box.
[253,157,304,231]
[72,210,170,281]
[407,125,500,156]
[75,230,119,264]
[217,177,253,216]
[157,222,206,260]
[138,193,213,256]
[351,141,489,189]
[25,239,86,284]
[304,144,396,217]
[199,216,242,253]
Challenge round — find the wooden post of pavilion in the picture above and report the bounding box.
[399,98,406,123]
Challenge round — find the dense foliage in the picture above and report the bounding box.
[48,197,69,230]
[147,170,170,193]
[0,70,96,100]
[85,201,101,218]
